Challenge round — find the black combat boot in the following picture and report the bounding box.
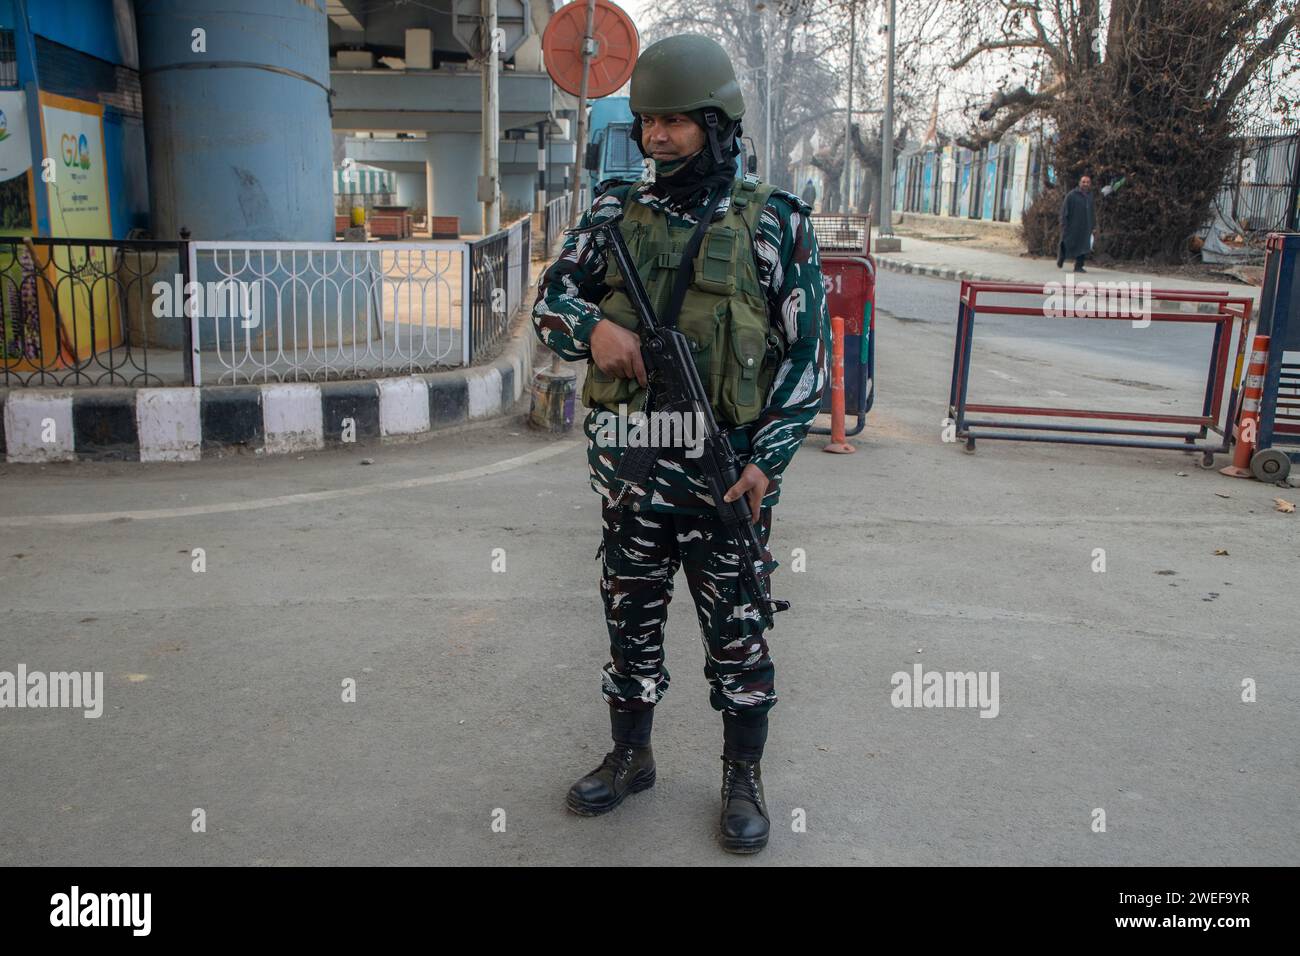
[566,707,656,816]
[719,757,769,853]
[565,743,656,816]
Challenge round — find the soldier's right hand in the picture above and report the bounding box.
[590,319,648,387]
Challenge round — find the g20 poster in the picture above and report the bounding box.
[27,91,121,366]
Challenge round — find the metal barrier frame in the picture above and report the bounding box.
[809,213,876,437]
[1254,232,1300,464]
[949,280,1255,465]
[810,214,872,256]
[809,254,875,437]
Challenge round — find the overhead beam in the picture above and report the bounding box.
[325,0,364,34]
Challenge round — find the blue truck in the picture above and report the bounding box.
[582,96,756,199]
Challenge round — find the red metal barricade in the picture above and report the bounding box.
[948,280,1254,466]
[810,215,875,437]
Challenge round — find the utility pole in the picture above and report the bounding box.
[535,0,597,421]
[567,0,598,229]
[481,0,500,235]
[841,0,855,213]
[764,6,772,182]
[765,58,773,182]
[877,0,902,249]
[536,119,547,213]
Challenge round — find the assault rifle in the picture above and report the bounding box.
[568,213,791,628]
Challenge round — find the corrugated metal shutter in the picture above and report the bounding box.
[34,35,142,118]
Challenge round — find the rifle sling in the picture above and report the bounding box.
[661,184,729,332]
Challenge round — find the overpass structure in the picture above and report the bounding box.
[327,0,582,234]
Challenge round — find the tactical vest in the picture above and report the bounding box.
[580,175,785,426]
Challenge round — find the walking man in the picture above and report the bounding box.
[1057,173,1096,272]
[531,34,829,854]
[800,177,817,208]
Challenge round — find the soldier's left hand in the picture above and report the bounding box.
[723,463,769,525]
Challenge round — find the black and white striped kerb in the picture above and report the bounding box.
[0,344,529,464]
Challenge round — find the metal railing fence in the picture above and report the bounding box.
[1,236,188,387]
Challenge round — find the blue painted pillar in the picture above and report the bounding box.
[425,133,482,236]
[393,171,425,210]
[136,0,333,241]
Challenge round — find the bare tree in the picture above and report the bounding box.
[949,0,1299,261]
[637,0,995,207]
[640,0,846,192]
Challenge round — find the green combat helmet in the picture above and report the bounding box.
[630,35,746,121]
[629,35,745,164]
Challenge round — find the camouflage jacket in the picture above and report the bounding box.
[532,175,829,514]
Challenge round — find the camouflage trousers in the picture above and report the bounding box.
[595,499,778,720]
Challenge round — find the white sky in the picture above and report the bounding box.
[616,0,652,32]
[594,1,1298,137]
[608,0,649,98]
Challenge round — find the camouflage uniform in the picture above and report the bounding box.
[596,501,778,718]
[533,174,829,747]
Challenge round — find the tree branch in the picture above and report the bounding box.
[1028,6,1069,75]
[959,75,1065,149]
[950,37,1050,70]
[1211,9,1298,123]
[978,84,1039,121]
[956,101,1038,150]
[1226,0,1278,43]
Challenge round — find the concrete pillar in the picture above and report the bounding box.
[136,0,333,241]
[425,132,483,235]
[394,172,426,211]
[1009,136,1031,223]
[536,120,547,212]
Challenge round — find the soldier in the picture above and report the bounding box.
[531,34,829,854]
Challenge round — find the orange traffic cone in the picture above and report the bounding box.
[1220,334,1270,478]
[823,315,856,455]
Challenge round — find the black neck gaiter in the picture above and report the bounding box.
[631,111,743,210]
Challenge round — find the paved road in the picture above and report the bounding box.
[2,272,1296,866]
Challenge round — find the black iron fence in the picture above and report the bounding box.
[544,191,573,257]
[467,216,531,363]
[1219,125,1300,234]
[1,235,191,388]
[5,221,537,385]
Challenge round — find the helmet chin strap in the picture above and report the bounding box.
[702,111,740,165]
[704,111,724,164]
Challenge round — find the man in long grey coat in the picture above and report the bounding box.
[1056,174,1096,272]
[800,178,817,208]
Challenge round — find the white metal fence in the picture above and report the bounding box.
[186,218,530,385]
